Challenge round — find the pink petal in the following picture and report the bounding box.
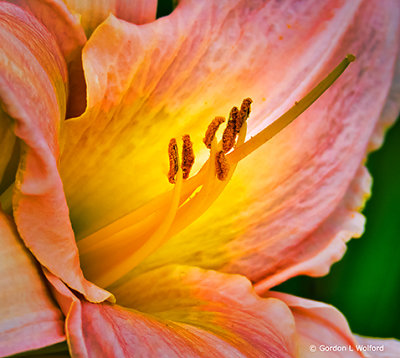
[8,0,86,60]
[8,0,88,117]
[63,0,157,35]
[0,211,65,357]
[254,165,370,292]
[267,292,363,357]
[47,266,298,357]
[0,3,111,303]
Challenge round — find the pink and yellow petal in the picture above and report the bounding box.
[60,0,399,291]
[266,292,363,357]
[0,211,65,357]
[60,0,369,238]
[63,0,157,35]
[0,3,110,302]
[49,266,298,357]
[125,0,399,285]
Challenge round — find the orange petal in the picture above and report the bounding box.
[266,292,363,357]
[0,211,65,357]
[8,0,88,117]
[63,0,157,35]
[0,3,111,303]
[47,266,298,357]
[125,0,399,284]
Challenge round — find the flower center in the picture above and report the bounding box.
[78,55,355,288]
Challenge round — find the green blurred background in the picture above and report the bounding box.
[157,0,400,340]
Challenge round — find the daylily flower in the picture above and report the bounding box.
[0,0,399,357]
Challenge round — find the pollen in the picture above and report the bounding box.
[203,116,225,149]
[215,150,230,181]
[182,134,195,179]
[237,98,252,133]
[222,107,239,153]
[168,138,179,184]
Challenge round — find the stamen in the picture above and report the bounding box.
[78,55,355,289]
[236,98,253,133]
[215,150,230,181]
[167,122,248,237]
[222,107,239,153]
[181,134,195,179]
[203,116,225,149]
[167,138,179,184]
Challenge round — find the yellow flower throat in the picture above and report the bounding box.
[77,55,356,289]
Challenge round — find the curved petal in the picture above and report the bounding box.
[8,0,86,61]
[253,164,370,292]
[355,336,400,358]
[63,0,157,35]
[0,211,65,357]
[8,0,88,117]
[48,266,298,357]
[127,0,399,284]
[266,292,363,357]
[0,3,111,302]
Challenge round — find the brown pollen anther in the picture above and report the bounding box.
[203,116,225,149]
[222,107,239,153]
[236,98,252,133]
[181,134,195,179]
[215,150,230,181]
[168,138,179,184]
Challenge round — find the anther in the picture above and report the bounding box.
[215,150,230,181]
[203,116,225,149]
[222,107,239,153]
[236,98,252,133]
[168,138,179,184]
[181,134,195,179]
